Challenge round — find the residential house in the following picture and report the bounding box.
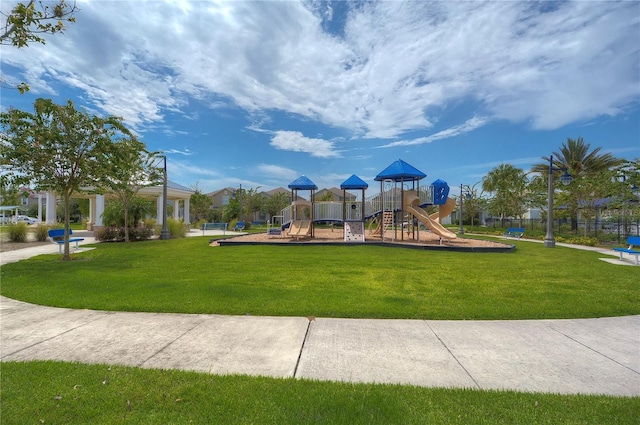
[316,187,357,202]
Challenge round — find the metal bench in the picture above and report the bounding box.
[48,228,85,253]
[613,236,640,265]
[201,222,227,235]
[503,227,525,239]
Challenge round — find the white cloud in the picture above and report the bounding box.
[377,117,489,148]
[270,131,341,158]
[2,0,638,138]
[164,148,193,156]
[256,164,298,181]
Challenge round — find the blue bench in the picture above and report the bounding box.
[613,236,640,265]
[201,222,227,235]
[233,221,245,232]
[504,227,525,239]
[48,228,85,253]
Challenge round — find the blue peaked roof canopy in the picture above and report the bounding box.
[374,159,426,182]
[288,175,318,190]
[340,174,369,190]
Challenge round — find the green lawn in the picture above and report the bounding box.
[1,236,638,319]
[1,361,637,425]
[2,238,638,422]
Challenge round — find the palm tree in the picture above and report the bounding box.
[531,137,623,230]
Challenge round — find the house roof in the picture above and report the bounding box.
[261,187,289,197]
[375,159,426,182]
[206,187,235,197]
[316,187,357,200]
[167,180,194,192]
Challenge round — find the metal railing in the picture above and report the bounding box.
[279,184,437,225]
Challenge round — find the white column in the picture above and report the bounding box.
[157,195,164,224]
[173,200,180,221]
[183,198,190,225]
[95,194,105,226]
[45,192,56,224]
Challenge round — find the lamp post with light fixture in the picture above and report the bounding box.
[544,155,572,248]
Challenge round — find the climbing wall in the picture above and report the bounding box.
[344,221,365,242]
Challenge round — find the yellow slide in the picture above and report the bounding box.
[288,220,311,239]
[404,191,457,240]
[430,197,457,224]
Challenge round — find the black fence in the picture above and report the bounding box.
[480,218,639,245]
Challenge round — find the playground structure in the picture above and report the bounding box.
[267,159,459,244]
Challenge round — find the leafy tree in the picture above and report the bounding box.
[225,186,263,221]
[531,137,623,230]
[573,168,620,236]
[0,98,134,259]
[102,196,155,228]
[606,159,640,235]
[244,187,263,221]
[224,188,243,221]
[318,191,334,202]
[482,164,529,226]
[0,175,24,205]
[100,138,162,242]
[263,191,291,220]
[615,159,640,201]
[76,196,89,221]
[1,0,78,93]
[459,183,485,226]
[189,182,213,224]
[55,197,83,223]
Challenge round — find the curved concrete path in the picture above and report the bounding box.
[1,236,639,396]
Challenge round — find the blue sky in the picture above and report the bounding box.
[2,0,639,196]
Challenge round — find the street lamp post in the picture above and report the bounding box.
[458,184,471,235]
[544,155,572,248]
[160,155,170,240]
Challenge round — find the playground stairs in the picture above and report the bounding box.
[371,211,394,236]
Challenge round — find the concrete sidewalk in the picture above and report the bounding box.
[1,236,639,396]
[1,297,638,396]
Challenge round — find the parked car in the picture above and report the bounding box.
[14,215,39,225]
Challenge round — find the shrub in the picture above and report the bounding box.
[129,226,154,241]
[96,226,154,242]
[8,223,28,242]
[565,236,599,247]
[34,224,50,241]
[164,218,186,239]
[95,226,124,242]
